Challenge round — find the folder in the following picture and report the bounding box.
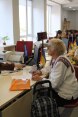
[10,79,30,91]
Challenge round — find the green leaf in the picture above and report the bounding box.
[2,36,9,41]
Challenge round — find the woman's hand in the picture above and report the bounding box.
[32,74,42,81]
[32,70,42,76]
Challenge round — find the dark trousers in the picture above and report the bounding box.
[52,89,76,107]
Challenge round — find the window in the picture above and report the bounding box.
[27,1,32,35]
[47,1,61,37]
[19,1,26,40]
[47,5,52,37]
[19,0,32,41]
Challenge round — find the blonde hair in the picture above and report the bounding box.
[48,38,66,56]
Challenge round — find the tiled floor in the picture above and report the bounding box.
[59,107,78,117]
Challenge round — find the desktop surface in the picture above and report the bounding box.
[0,66,36,109]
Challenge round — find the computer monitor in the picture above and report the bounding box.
[37,32,47,41]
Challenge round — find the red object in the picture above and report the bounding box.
[15,41,24,52]
[15,41,33,57]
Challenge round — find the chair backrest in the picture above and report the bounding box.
[16,41,33,57]
[15,41,24,52]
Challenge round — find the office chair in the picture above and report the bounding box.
[15,41,24,52]
[16,41,33,57]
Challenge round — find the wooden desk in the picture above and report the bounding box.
[0,44,16,51]
[0,54,51,117]
[0,66,36,117]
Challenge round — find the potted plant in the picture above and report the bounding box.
[2,36,9,45]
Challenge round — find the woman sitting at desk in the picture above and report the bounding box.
[0,62,24,71]
[32,38,78,106]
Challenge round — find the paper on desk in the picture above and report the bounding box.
[11,72,32,80]
[1,70,11,76]
[10,79,30,91]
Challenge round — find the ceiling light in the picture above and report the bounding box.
[69,7,72,8]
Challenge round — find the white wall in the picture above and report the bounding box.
[61,8,78,30]
[32,0,46,42]
[61,9,69,29]
[75,11,78,30]
[67,11,76,29]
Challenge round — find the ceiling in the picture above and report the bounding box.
[52,0,78,11]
